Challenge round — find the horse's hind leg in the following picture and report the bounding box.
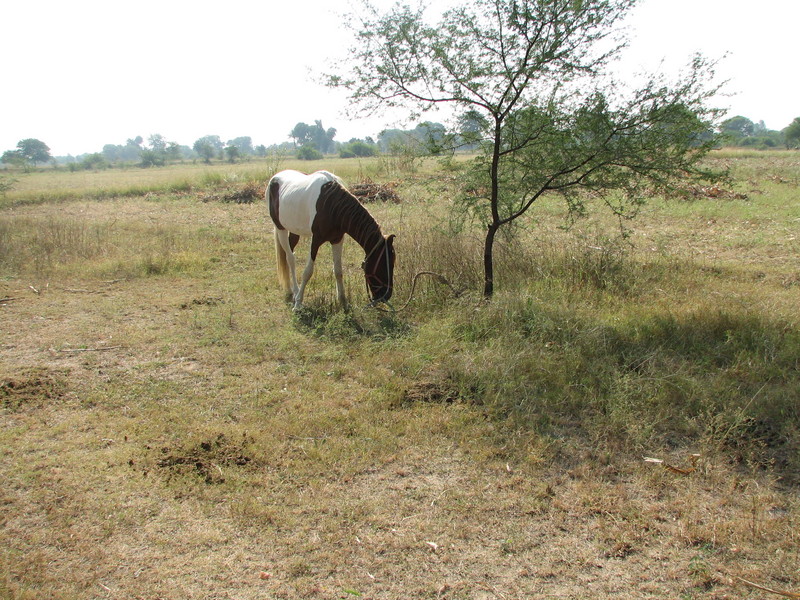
[276,230,300,302]
[331,240,348,309]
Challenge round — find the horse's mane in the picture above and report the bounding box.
[316,179,383,252]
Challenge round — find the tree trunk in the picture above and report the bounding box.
[483,221,498,298]
[484,119,503,299]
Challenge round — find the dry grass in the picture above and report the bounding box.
[1,153,798,599]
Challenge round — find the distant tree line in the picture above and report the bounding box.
[1,134,270,171]
[289,119,468,160]
[721,116,800,149]
[3,114,799,171]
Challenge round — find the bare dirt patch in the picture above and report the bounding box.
[179,295,225,309]
[0,367,67,411]
[400,380,461,405]
[152,433,255,484]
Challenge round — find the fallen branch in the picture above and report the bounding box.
[57,346,123,353]
[735,576,800,599]
[643,454,700,475]
[0,297,17,303]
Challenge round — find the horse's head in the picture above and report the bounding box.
[363,234,396,304]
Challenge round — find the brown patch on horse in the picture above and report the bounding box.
[310,180,379,260]
[268,179,284,230]
[310,179,396,302]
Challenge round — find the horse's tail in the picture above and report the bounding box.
[274,231,291,295]
[267,175,291,297]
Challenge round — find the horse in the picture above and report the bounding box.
[267,169,396,310]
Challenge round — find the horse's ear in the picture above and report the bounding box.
[386,234,396,246]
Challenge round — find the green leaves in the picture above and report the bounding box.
[330,0,723,296]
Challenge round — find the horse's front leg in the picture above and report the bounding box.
[293,248,317,310]
[331,241,348,309]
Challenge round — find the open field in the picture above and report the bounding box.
[0,157,426,207]
[1,152,799,599]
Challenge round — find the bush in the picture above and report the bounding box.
[0,175,16,196]
[140,149,166,168]
[296,145,323,160]
[340,141,377,158]
[79,153,108,170]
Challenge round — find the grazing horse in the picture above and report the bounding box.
[267,169,396,310]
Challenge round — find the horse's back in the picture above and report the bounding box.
[269,170,339,235]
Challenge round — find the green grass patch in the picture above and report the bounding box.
[419,293,799,477]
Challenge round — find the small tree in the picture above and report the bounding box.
[227,136,255,156]
[193,135,222,164]
[17,138,52,166]
[720,115,755,141]
[121,137,143,162]
[80,153,108,170]
[139,149,165,168]
[166,142,183,162]
[224,145,241,163]
[2,139,51,169]
[785,117,800,149]
[290,121,337,153]
[1,150,26,169]
[140,134,176,167]
[148,134,167,153]
[328,0,723,297]
[290,122,311,147]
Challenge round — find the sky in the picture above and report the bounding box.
[1,0,798,157]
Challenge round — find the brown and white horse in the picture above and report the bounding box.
[267,169,396,310]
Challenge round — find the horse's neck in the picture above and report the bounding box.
[331,188,383,253]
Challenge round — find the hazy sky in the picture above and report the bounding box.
[2,0,797,156]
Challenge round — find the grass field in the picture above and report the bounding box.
[1,152,798,599]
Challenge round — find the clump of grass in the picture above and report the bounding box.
[0,215,113,277]
[1,181,195,207]
[433,295,800,477]
[0,214,212,279]
[292,304,410,340]
[497,232,640,295]
[200,181,264,204]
